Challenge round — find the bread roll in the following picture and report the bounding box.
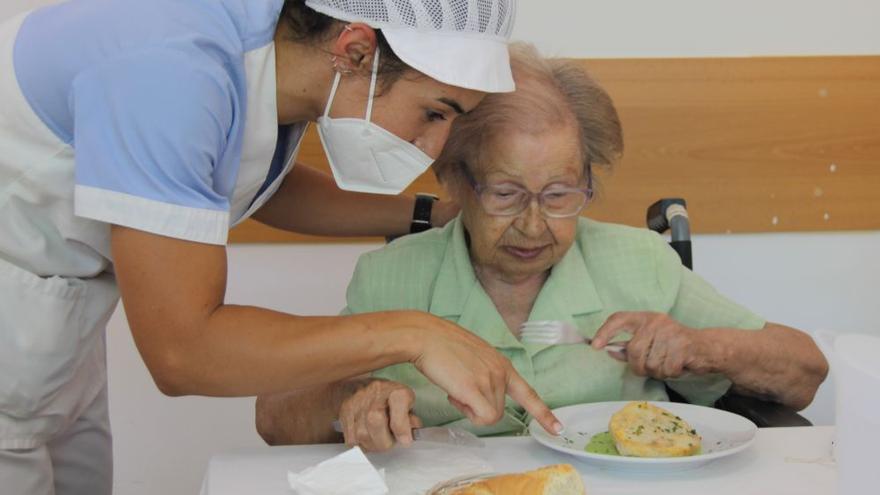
[609,401,701,457]
[447,464,585,494]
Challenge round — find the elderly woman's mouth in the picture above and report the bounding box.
[504,245,549,260]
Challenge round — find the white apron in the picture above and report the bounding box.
[0,7,305,450]
[0,12,119,451]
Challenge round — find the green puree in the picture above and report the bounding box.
[583,431,704,456]
[584,431,620,456]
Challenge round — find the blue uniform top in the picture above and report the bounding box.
[12,0,298,245]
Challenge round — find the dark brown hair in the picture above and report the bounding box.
[279,1,409,90]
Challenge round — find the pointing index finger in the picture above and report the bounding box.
[506,370,563,435]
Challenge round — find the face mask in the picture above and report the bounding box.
[316,47,434,195]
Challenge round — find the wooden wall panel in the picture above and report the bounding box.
[229,55,880,243]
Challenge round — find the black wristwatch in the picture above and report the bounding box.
[410,193,438,233]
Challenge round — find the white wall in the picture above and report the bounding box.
[516,0,880,58]
[107,244,375,495]
[3,1,879,494]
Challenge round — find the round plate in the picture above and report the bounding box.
[528,401,757,472]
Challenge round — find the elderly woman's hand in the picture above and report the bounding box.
[337,378,422,452]
[590,312,717,380]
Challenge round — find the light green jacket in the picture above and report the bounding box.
[343,217,764,436]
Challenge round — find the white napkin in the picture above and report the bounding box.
[287,446,389,495]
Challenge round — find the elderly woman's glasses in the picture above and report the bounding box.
[473,183,593,218]
[459,160,594,218]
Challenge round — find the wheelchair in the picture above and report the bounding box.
[648,198,811,427]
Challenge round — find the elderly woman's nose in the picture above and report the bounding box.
[515,199,546,237]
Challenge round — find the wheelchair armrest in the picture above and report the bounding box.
[714,393,812,428]
[666,384,811,427]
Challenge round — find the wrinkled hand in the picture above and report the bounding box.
[413,315,563,435]
[338,379,422,452]
[591,312,713,379]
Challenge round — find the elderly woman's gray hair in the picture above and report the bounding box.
[433,43,623,191]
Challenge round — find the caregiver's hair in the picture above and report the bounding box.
[280,1,408,89]
[433,43,623,192]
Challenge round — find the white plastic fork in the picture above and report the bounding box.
[518,320,627,354]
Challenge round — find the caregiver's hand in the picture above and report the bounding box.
[338,379,421,452]
[591,311,715,380]
[413,314,563,435]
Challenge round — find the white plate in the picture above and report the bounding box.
[528,401,757,472]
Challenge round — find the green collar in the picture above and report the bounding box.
[428,217,604,351]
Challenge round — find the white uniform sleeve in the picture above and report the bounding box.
[71,47,237,245]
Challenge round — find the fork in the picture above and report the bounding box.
[518,320,627,355]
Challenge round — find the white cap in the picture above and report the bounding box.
[304,0,517,93]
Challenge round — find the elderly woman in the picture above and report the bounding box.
[255,45,828,451]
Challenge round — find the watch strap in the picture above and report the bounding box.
[410,193,438,233]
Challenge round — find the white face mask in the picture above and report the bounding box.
[317,47,434,195]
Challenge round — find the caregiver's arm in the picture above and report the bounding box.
[111,226,561,433]
[591,313,828,410]
[252,164,458,237]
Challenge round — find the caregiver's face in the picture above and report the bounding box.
[332,71,485,160]
[461,125,584,283]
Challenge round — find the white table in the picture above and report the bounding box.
[201,426,836,495]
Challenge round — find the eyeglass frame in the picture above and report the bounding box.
[458,160,594,219]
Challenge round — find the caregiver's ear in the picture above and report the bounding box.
[330,22,378,72]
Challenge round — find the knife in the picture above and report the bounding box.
[331,420,484,448]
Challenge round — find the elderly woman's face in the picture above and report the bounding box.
[461,124,584,282]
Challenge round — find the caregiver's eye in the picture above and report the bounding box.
[425,110,446,122]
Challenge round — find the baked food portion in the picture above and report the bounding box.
[609,401,701,457]
[447,464,585,494]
